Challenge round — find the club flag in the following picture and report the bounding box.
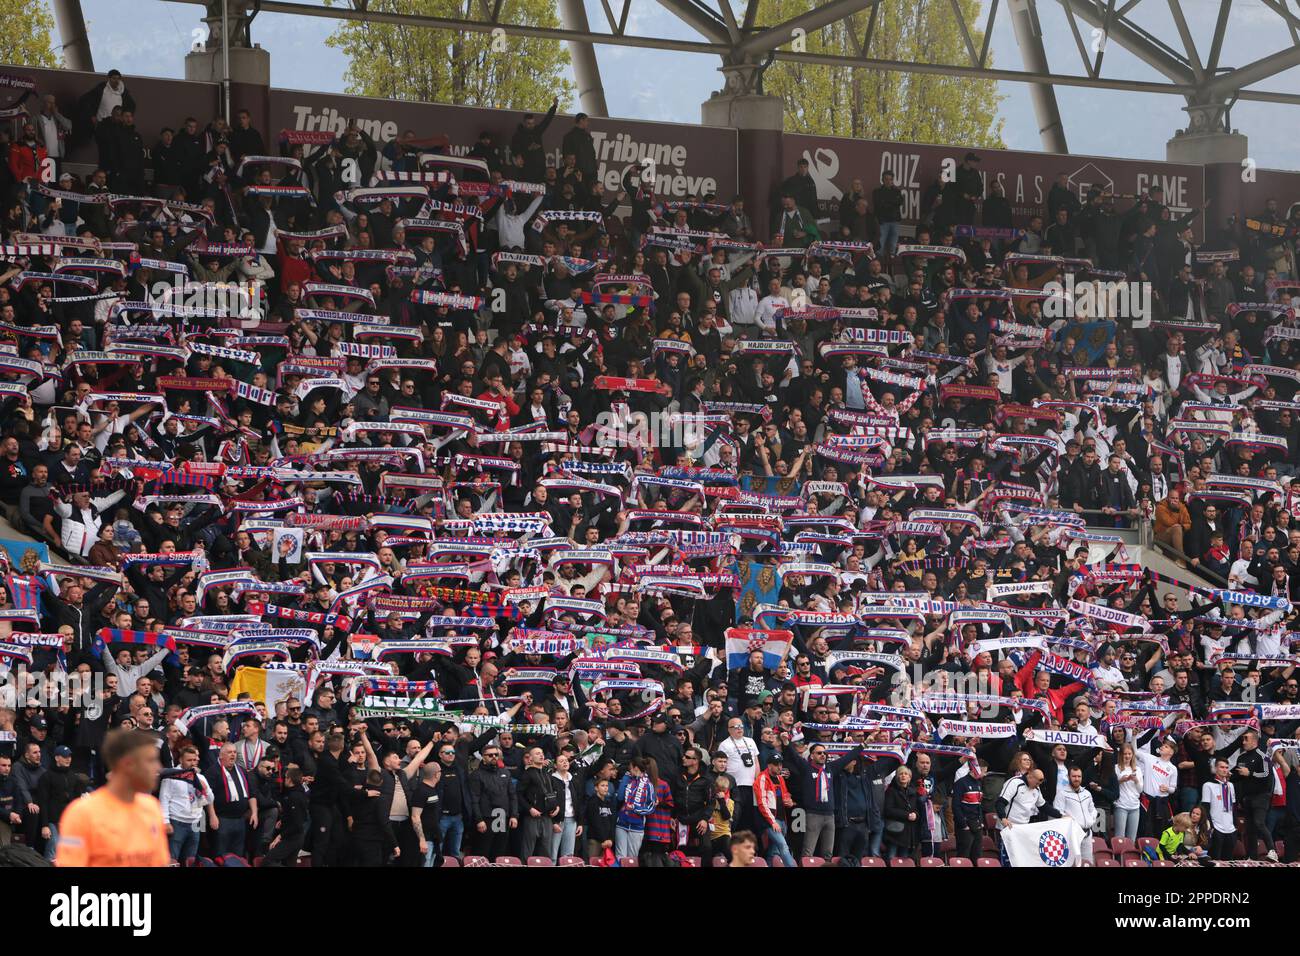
[1001,817,1085,868]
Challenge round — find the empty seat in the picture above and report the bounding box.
[946,856,973,868]
[861,856,886,867]
[462,855,490,867]
[440,857,460,867]
[889,857,916,867]
[618,857,639,867]
[495,856,523,867]
[976,857,1002,868]
[526,856,554,866]
[801,856,826,868]
[558,856,586,867]
[919,857,945,867]
[1109,837,1135,857]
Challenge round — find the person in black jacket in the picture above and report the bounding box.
[632,713,683,782]
[346,770,397,866]
[262,767,309,866]
[1226,730,1272,859]
[516,746,560,858]
[37,746,89,863]
[881,765,921,862]
[873,171,905,261]
[511,99,558,183]
[583,775,618,859]
[834,749,903,866]
[432,735,474,858]
[561,113,597,181]
[305,730,348,867]
[75,71,135,146]
[205,742,258,859]
[469,741,518,858]
[674,747,712,862]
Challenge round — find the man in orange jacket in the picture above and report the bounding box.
[1154,487,1193,564]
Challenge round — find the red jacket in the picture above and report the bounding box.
[9,141,47,183]
[1015,649,1087,723]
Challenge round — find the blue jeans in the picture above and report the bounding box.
[43,823,59,862]
[551,818,577,862]
[169,821,200,864]
[613,826,643,859]
[763,820,797,868]
[439,814,464,858]
[213,816,247,858]
[1114,805,1141,841]
[879,221,900,257]
[867,825,883,858]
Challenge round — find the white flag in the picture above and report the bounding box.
[1001,817,1085,868]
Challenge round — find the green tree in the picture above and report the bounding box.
[757,0,1005,147]
[324,0,574,112]
[0,0,59,69]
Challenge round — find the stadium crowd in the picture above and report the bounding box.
[0,67,1297,870]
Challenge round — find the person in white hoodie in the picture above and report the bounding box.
[1053,766,1098,864]
[494,192,545,252]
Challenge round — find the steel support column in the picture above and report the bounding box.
[558,0,610,116]
[1008,0,1068,152]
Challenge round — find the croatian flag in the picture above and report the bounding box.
[724,627,794,670]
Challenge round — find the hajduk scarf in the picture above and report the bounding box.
[176,701,257,734]
[915,694,1052,720]
[938,719,1016,739]
[1024,727,1113,751]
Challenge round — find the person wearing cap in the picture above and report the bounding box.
[752,750,796,867]
[631,710,684,782]
[36,744,89,862]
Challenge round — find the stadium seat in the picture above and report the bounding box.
[1136,837,1159,858]
[801,856,826,868]
[558,856,586,867]
[976,857,1002,867]
[768,856,783,866]
[712,855,728,866]
[984,812,998,832]
[618,857,639,867]
[947,856,973,868]
[1153,860,1175,867]
[526,856,553,866]
[1119,851,1141,865]
[980,834,997,853]
[494,856,523,866]
[1090,837,1112,863]
[1124,858,1149,867]
[861,856,886,867]
[749,858,768,867]
[462,855,490,867]
[919,856,945,867]
[1109,837,1135,857]
[889,856,915,866]
[1095,858,1121,868]
[685,857,701,868]
[938,836,957,855]
[441,856,460,867]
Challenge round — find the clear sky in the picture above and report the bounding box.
[67,0,1300,171]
